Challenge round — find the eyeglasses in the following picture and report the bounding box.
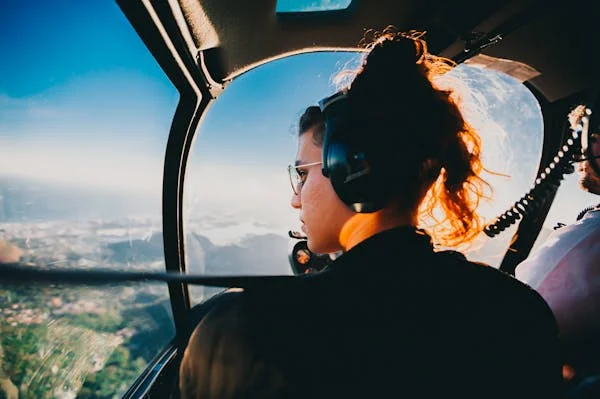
[287,161,323,195]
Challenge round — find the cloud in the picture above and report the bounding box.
[187,220,289,246]
[0,140,163,194]
[0,139,298,234]
[184,162,298,231]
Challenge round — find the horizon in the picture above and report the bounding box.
[1,0,598,258]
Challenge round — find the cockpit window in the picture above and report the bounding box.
[276,0,352,12]
[184,53,360,303]
[184,52,544,306]
[446,64,544,266]
[0,1,177,397]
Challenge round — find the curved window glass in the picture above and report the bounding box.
[184,52,545,306]
[447,65,544,266]
[184,53,361,303]
[0,2,177,398]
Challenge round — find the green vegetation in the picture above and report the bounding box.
[64,310,123,333]
[0,286,174,399]
[76,348,146,399]
[0,322,98,399]
[0,324,48,397]
[75,299,174,398]
[121,301,174,361]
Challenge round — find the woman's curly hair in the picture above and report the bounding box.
[299,28,492,248]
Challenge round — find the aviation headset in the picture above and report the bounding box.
[320,88,600,233]
[318,90,423,213]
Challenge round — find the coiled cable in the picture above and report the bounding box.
[484,119,585,237]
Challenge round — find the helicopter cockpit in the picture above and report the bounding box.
[0,0,598,397]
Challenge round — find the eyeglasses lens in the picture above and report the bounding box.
[288,165,301,195]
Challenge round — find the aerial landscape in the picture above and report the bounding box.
[0,177,292,399]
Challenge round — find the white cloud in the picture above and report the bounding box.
[184,162,299,232]
[0,140,163,194]
[0,138,298,237]
[188,220,289,246]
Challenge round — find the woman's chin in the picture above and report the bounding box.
[307,239,335,256]
[306,239,323,255]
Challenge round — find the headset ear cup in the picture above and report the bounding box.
[319,91,389,212]
[325,138,388,212]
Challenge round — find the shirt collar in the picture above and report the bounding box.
[324,226,434,273]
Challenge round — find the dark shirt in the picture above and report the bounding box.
[181,227,562,399]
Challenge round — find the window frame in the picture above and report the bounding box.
[116,0,210,372]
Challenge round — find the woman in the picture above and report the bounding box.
[180,31,561,399]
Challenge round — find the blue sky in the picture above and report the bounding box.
[0,0,176,145]
[0,0,597,252]
[0,1,359,189]
[0,1,168,98]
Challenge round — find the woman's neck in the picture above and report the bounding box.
[339,207,416,251]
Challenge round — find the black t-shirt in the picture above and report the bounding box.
[181,227,562,399]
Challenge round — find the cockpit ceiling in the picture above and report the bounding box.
[178,0,597,102]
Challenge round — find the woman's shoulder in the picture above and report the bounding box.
[435,250,557,325]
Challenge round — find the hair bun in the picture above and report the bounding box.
[348,32,428,100]
[363,33,425,76]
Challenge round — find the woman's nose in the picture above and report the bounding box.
[290,191,301,209]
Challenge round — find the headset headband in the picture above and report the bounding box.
[318,90,349,112]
